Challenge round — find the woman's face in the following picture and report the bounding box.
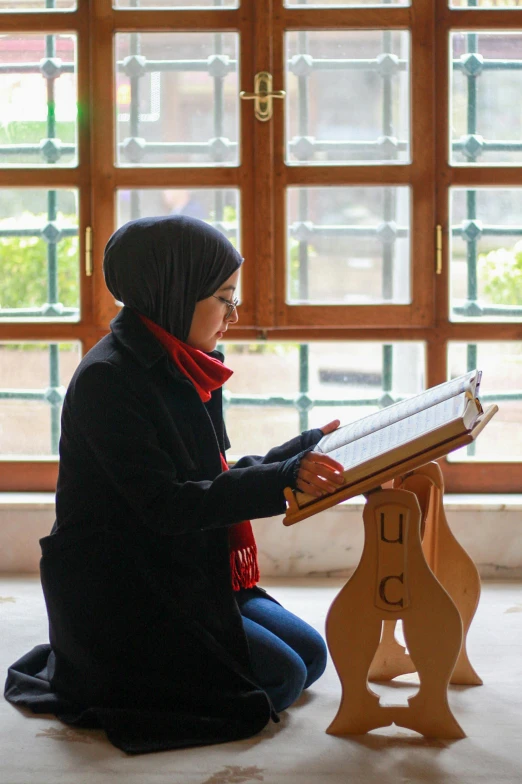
[186,268,240,353]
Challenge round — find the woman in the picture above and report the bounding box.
[5,216,344,754]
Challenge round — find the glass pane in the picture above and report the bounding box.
[116,187,239,244]
[0,0,76,10]
[116,187,241,300]
[451,32,522,165]
[114,0,238,7]
[0,342,81,457]
[222,342,425,457]
[447,342,522,462]
[115,32,239,167]
[0,188,80,321]
[450,188,522,322]
[0,34,78,167]
[286,186,411,305]
[285,30,410,165]
[285,0,409,5]
[450,0,522,7]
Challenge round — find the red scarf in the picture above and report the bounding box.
[138,313,260,591]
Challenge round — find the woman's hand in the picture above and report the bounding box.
[296,451,345,497]
[319,419,341,435]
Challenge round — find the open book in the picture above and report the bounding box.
[294,370,493,508]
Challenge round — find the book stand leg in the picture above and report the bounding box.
[325,480,466,739]
[369,462,482,686]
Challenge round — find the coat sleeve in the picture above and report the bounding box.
[66,361,295,536]
[230,428,324,469]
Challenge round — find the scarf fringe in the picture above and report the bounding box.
[230,544,260,591]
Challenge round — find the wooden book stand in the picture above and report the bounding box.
[325,462,480,740]
[284,459,489,739]
[282,408,496,739]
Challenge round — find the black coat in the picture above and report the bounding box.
[5,307,321,754]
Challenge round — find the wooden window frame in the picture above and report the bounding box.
[0,0,520,492]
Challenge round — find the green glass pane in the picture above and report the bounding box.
[451,32,522,165]
[0,188,80,320]
[450,188,522,322]
[0,34,78,167]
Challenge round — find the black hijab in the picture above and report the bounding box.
[103,215,243,341]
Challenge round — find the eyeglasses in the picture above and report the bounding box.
[212,295,239,321]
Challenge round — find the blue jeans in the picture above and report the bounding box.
[236,587,328,713]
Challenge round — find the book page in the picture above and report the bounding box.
[328,393,467,471]
[316,370,478,455]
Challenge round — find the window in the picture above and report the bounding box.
[0,0,520,492]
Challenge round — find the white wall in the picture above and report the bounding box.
[1,493,522,579]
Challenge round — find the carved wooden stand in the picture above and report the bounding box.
[325,461,481,740]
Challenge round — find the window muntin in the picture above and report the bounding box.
[0,341,81,457]
[285,30,411,166]
[0,34,78,167]
[115,32,240,167]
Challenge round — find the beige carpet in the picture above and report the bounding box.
[1,576,522,784]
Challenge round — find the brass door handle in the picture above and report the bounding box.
[240,71,285,122]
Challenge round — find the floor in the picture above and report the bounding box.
[1,576,522,784]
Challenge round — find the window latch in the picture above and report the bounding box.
[240,72,285,122]
[85,226,93,277]
[435,224,442,275]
